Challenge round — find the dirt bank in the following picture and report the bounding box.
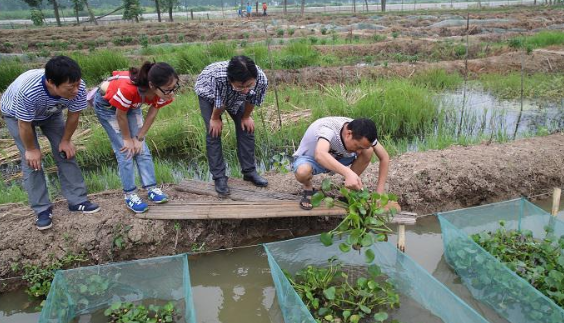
[1,133,562,291]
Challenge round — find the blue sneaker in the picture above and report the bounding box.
[125,193,149,213]
[69,201,100,214]
[36,208,53,231]
[148,187,168,204]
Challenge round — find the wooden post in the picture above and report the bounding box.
[397,224,406,252]
[190,9,194,20]
[552,188,562,217]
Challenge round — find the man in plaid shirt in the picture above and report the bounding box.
[195,56,269,196]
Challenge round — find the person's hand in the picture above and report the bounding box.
[241,116,255,133]
[209,118,223,138]
[120,138,136,159]
[58,140,76,159]
[132,137,143,155]
[344,171,363,190]
[25,148,42,171]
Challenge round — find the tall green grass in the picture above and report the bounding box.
[0,180,27,204]
[523,31,564,49]
[70,50,130,86]
[479,73,564,100]
[0,58,26,91]
[411,68,463,91]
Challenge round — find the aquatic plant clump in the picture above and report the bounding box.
[471,221,564,308]
[286,259,400,323]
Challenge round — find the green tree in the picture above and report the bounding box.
[70,0,84,24]
[83,0,98,25]
[154,0,161,22]
[161,0,177,22]
[21,0,44,26]
[47,0,62,27]
[123,0,142,22]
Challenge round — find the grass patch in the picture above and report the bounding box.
[511,31,564,50]
[0,180,28,204]
[0,58,26,91]
[411,68,463,91]
[479,72,564,100]
[70,50,130,85]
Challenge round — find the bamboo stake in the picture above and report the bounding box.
[552,188,562,217]
[263,21,282,129]
[457,13,470,138]
[514,38,525,140]
[397,224,406,252]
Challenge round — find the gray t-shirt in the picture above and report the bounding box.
[293,117,378,159]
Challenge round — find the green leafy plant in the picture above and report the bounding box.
[286,258,400,323]
[104,301,177,323]
[472,221,564,308]
[277,28,284,37]
[139,34,149,48]
[112,224,133,251]
[313,178,397,263]
[321,27,328,35]
[19,253,87,299]
[270,152,291,173]
[288,28,296,36]
[391,31,399,39]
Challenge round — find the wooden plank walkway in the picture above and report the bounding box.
[137,179,416,224]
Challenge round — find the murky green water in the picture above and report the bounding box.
[2,197,562,323]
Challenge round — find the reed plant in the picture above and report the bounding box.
[0,180,28,204]
[70,50,130,86]
[411,68,463,91]
[479,72,564,100]
[0,58,26,91]
[519,31,564,49]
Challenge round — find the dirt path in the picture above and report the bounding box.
[1,133,562,291]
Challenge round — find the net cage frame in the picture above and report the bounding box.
[264,234,490,323]
[438,197,564,323]
[38,253,197,323]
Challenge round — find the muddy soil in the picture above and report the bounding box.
[1,7,563,53]
[264,48,564,85]
[1,133,562,291]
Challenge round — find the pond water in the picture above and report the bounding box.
[437,90,564,139]
[1,197,562,323]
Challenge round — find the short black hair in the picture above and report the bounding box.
[227,55,258,83]
[347,118,378,143]
[44,56,82,87]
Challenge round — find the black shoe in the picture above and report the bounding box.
[243,171,268,187]
[214,177,231,196]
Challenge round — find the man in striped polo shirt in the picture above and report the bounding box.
[0,56,100,230]
[292,117,391,210]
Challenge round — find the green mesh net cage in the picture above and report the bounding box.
[438,198,564,323]
[39,254,197,323]
[264,234,489,323]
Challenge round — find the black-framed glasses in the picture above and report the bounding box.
[157,83,181,95]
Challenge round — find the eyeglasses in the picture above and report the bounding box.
[231,82,256,92]
[156,83,181,95]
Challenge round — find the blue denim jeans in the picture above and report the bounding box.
[93,91,156,193]
[2,114,88,214]
[292,155,356,175]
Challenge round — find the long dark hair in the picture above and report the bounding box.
[227,56,258,83]
[129,62,178,89]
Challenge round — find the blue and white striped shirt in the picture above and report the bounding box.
[0,69,87,122]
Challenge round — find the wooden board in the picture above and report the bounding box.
[136,200,346,220]
[137,179,417,223]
